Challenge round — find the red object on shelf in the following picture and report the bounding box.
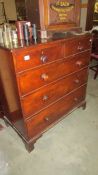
[16,21,25,40]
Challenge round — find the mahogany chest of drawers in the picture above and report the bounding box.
[0,33,91,152]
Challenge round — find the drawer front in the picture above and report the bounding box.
[13,44,64,72]
[21,68,88,118]
[64,36,91,57]
[17,51,90,95]
[25,85,87,139]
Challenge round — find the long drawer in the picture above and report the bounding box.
[17,51,90,95]
[25,85,87,139]
[21,68,88,118]
[12,43,64,72]
[64,35,91,57]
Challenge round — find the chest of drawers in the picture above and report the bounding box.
[0,33,91,152]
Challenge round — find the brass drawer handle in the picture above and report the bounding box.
[74,79,80,84]
[76,61,82,67]
[77,46,84,51]
[74,97,78,102]
[41,73,49,81]
[40,55,48,63]
[89,38,92,43]
[43,95,48,101]
[44,117,49,122]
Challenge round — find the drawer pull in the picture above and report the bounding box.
[41,73,49,81]
[74,79,80,84]
[43,95,48,101]
[77,46,83,51]
[74,97,78,102]
[44,117,49,122]
[76,61,82,67]
[24,55,30,61]
[40,55,48,63]
[89,38,92,43]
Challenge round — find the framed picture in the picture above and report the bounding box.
[39,0,81,31]
[93,1,98,23]
[0,1,6,24]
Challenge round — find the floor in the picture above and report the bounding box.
[0,70,98,175]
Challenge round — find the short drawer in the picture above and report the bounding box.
[12,43,64,72]
[25,85,87,139]
[64,35,92,57]
[17,51,90,95]
[21,68,88,118]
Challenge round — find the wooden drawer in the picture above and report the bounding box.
[64,36,91,57]
[25,85,87,139]
[17,51,90,95]
[12,43,64,72]
[21,68,88,118]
